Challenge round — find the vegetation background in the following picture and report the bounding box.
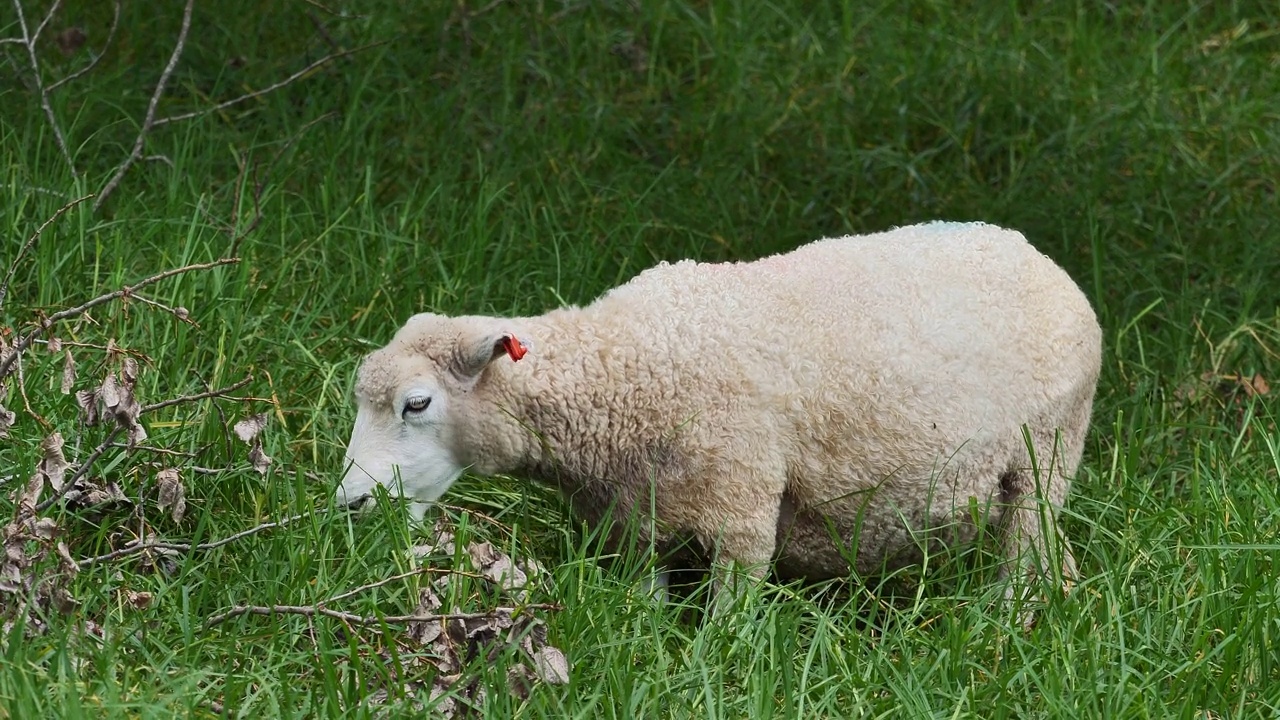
[1,0,1278,717]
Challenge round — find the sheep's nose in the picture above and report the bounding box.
[342,492,373,512]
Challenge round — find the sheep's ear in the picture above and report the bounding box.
[454,331,529,379]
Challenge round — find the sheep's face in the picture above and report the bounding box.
[337,313,529,517]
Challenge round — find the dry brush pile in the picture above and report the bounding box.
[3,1,570,712]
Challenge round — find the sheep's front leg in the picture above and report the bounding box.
[697,488,783,617]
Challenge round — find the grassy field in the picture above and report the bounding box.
[2,0,1279,717]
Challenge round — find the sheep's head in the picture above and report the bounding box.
[337,313,529,518]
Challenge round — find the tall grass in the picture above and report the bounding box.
[1,0,1278,717]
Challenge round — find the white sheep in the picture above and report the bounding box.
[337,221,1102,618]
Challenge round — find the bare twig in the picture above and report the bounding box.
[126,292,196,325]
[94,0,195,212]
[140,375,253,414]
[48,0,122,92]
[78,508,328,566]
[30,0,63,46]
[225,111,336,256]
[0,193,94,310]
[302,0,355,16]
[472,0,513,17]
[306,11,345,58]
[0,258,241,381]
[13,352,50,428]
[318,566,490,608]
[10,0,77,178]
[152,42,386,128]
[205,602,562,628]
[110,443,195,457]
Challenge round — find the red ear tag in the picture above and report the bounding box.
[500,335,528,361]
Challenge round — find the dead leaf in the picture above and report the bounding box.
[468,541,529,598]
[46,337,62,354]
[410,519,456,558]
[531,646,570,685]
[54,541,78,576]
[126,590,154,610]
[92,357,146,445]
[37,432,69,492]
[63,478,130,511]
[16,472,43,510]
[234,413,268,443]
[31,517,58,540]
[507,663,536,700]
[248,440,272,475]
[60,350,76,394]
[0,402,13,439]
[1241,373,1270,397]
[75,388,100,425]
[0,380,13,438]
[155,468,185,523]
[54,26,87,56]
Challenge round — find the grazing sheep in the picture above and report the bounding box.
[337,221,1102,618]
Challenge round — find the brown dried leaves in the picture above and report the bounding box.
[78,353,147,446]
[155,468,185,524]
[2,439,80,636]
[361,520,567,713]
[234,412,272,474]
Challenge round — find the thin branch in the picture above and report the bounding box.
[77,508,328,566]
[302,0,358,17]
[14,352,50,428]
[94,0,195,212]
[140,375,253,414]
[226,111,336,256]
[205,602,562,629]
[0,193,94,310]
[31,0,63,46]
[0,258,240,381]
[152,42,386,128]
[10,0,77,178]
[318,566,490,608]
[110,443,195,457]
[306,11,345,58]
[49,0,122,92]
[126,292,196,325]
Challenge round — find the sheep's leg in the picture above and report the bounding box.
[696,490,783,617]
[638,568,671,602]
[998,428,1080,628]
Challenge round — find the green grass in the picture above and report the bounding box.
[2,0,1279,717]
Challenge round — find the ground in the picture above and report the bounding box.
[0,1,1278,717]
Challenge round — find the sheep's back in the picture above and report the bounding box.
[586,221,1101,465]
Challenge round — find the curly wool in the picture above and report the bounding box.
[346,221,1102,597]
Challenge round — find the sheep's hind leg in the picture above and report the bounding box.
[997,429,1080,629]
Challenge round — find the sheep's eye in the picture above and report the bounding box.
[402,395,431,419]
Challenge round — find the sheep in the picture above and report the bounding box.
[337,220,1103,620]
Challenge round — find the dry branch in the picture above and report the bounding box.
[318,566,490,608]
[140,376,253,414]
[29,0,62,45]
[48,0,121,93]
[0,258,240,382]
[78,507,327,567]
[9,0,77,178]
[151,43,385,128]
[205,602,562,628]
[0,194,94,310]
[94,0,195,212]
